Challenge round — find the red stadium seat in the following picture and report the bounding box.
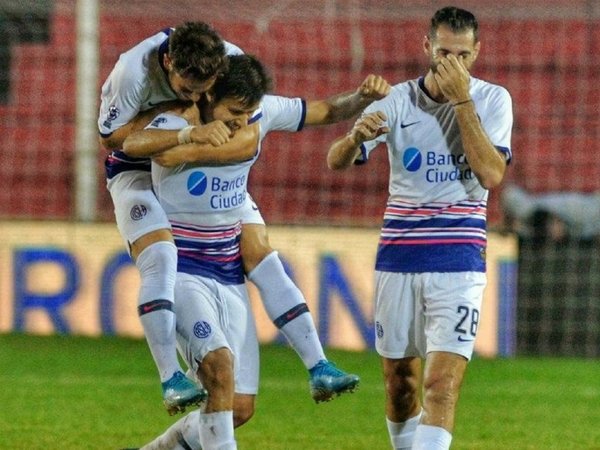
[1,11,597,225]
[478,20,588,69]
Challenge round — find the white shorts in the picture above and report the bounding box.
[107,171,171,250]
[107,171,265,249]
[174,272,259,395]
[374,271,487,361]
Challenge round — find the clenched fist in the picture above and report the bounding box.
[357,75,392,101]
[191,121,234,147]
[348,111,390,146]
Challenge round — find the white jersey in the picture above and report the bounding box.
[98,27,243,137]
[149,95,306,284]
[359,76,513,273]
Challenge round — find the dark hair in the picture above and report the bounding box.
[212,54,272,108]
[429,6,479,42]
[169,22,228,81]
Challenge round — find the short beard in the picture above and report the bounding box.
[429,60,439,74]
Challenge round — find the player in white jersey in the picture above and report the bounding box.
[99,22,242,414]
[326,7,512,450]
[114,53,391,408]
[100,21,378,411]
[119,55,391,450]
[126,56,270,450]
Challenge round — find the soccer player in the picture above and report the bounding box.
[99,21,239,414]
[326,6,512,450]
[121,54,390,449]
[100,21,366,412]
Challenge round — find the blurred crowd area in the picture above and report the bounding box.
[1,0,599,228]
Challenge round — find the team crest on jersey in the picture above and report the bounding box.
[103,105,120,129]
[130,204,148,220]
[150,117,167,127]
[108,105,120,121]
[376,321,384,339]
[194,321,212,339]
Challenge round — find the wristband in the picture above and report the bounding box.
[177,125,195,145]
[453,99,473,107]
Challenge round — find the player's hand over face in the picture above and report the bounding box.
[434,55,471,104]
[349,111,390,145]
[358,75,392,101]
[191,121,234,147]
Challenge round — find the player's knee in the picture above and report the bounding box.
[421,352,467,411]
[198,347,234,392]
[384,358,420,417]
[240,226,274,273]
[385,359,419,392]
[241,243,274,273]
[422,372,461,410]
[131,228,174,261]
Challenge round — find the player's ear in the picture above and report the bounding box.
[163,53,173,71]
[423,34,432,57]
[472,41,481,62]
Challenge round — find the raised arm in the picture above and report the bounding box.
[435,55,507,189]
[305,74,391,126]
[327,111,389,170]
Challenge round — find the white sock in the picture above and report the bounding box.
[199,411,236,450]
[386,410,422,449]
[412,424,452,450]
[248,251,326,370]
[140,410,201,450]
[136,241,182,382]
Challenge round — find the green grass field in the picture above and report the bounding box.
[0,334,599,450]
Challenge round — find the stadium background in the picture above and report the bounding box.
[0,0,598,357]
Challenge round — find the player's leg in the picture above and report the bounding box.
[138,410,201,450]
[411,351,467,450]
[197,347,237,450]
[134,393,255,450]
[374,271,424,449]
[225,282,260,427]
[382,357,423,450]
[411,271,486,450]
[174,273,241,450]
[108,171,204,413]
[233,394,256,428]
[241,198,359,402]
[242,222,329,369]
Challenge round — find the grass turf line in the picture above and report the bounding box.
[0,334,599,449]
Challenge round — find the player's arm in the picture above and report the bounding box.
[121,100,236,157]
[123,121,234,158]
[304,74,391,126]
[153,123,259,167]
[99,101,181,151]
[453,101,507,189]
[436,55,507,189]
[327,111,389,170]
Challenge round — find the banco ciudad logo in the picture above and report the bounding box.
[403,147,422,172]
[187,171,208,196]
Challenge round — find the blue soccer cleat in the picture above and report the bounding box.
[162,371,207,415]
[308,360,360,403]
